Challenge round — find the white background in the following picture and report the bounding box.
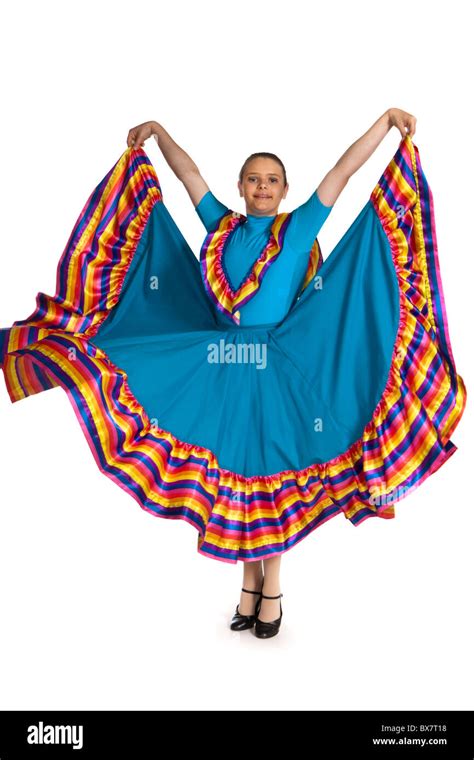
[0,0,472,711]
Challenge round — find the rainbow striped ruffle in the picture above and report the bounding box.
[199,209,323,324]
[0,136,467,564]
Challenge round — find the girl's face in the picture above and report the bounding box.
[237,158,289,217]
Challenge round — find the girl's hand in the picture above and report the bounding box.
[126,120,157,149]
[387,108,417,139]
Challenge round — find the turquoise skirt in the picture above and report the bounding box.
[0,135,466,563]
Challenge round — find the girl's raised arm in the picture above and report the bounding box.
[315,107,417,207]
[127,120,210,208]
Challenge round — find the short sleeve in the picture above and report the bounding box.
[195,190,229,233]
[284,189,333,252]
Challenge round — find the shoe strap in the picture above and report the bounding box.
[261,592,283,599]
[241,587,262,595]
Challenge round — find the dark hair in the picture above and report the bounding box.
[239,152,287,187]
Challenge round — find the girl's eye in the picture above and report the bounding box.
[248,177,278,182]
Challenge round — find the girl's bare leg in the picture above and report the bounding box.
[259,555,282,622]
[238,560,264,615]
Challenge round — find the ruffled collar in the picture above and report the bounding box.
[199,209,322,324]
[200,210,290,324]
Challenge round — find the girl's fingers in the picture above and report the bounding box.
[128,133,146,149]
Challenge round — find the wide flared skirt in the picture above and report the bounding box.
[0,135,467,563]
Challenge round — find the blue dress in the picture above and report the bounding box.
[195,189,333,324]
[0,136,466,564]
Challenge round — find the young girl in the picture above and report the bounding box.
[3,110,463,642]
[126,109,417,638]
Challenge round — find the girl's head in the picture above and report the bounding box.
[237,152,289,217]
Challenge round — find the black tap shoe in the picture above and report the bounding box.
[254,592,283,638]
[230,585,264,631]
